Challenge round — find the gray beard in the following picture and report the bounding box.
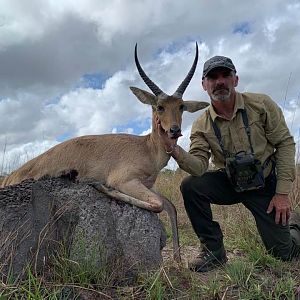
[211,92,231,102]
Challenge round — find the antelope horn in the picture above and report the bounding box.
[135,44,168,98]
[173,42,199,98]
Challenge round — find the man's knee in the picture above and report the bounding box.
[180,175,214,208]
[180,175,195,196]
[181,173,216,196]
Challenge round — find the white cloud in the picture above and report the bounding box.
[0,139,58,175]
[0,0,299,172]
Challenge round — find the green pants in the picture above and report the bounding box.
[181,170,299,260]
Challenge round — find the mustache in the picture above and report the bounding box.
[213,86,229,93]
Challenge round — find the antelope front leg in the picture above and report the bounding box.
[92,180,181,262]
[91,179,164,213]
[117,179,164,213]
[120,181,181,262]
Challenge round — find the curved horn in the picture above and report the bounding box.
[134,44,168,97]
[173,42,199,98]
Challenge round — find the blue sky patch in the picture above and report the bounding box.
[79,72,110,89]
[45,73,110,106]
[233,22,252,35]
[114,118,151,135]
[45,94,63,106]
[56,132,73,142]
[154,35,202,58]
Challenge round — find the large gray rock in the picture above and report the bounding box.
[0,178,166,280]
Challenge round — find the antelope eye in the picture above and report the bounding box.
[179,104,186,111]
[156,105,164,112]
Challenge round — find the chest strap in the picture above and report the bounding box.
[210,109,254,158]
[210,109,275,171]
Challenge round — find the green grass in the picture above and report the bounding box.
[0,169,300,299]
[155,169,300,299]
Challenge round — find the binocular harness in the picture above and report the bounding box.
[210,109,267,192]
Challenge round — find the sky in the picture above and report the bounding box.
[0,0,300,174]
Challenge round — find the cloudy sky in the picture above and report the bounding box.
[0,0,299,174]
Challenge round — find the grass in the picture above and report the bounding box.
[0,169,300,299]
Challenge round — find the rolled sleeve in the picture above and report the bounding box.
[264,96,296,194]
[176,121,210,176]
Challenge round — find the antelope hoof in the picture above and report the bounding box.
[174,251,181,263]
[59,169,78,182]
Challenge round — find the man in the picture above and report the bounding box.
[157,55,300,272]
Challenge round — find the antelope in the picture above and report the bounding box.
[1,43,209,262]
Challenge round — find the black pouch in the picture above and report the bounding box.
[210,109,267,193]
[225,152,265,192]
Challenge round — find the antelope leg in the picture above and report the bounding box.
[151,190,181,263]
[90,180,163,213]
[91,181,180,262]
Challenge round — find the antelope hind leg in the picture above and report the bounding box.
[151,190,181,263]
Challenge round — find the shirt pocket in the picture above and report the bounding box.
[204,131,226,152]
[204,131,228,165]
[239,111,267,155]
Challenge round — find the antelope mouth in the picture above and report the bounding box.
[167,130,183,139]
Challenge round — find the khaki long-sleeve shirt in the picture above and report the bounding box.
[176,92,296,194]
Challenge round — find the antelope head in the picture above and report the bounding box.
[130,43,209,139]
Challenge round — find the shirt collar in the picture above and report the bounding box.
[208,92,245,121]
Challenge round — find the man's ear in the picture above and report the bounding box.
[234,75,239,87]
[202,79,207,91]
[130,87,157,106]
[183,100,210,113]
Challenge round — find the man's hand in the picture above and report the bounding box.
[267,193,291,225]
[155,116,179,156]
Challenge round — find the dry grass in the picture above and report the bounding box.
[156,167,300,249]
[1,168,300,298]
[290,165,300,210]
[156,166,300,227]
[154,167,300,298]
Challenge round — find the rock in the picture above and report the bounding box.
[0,178,166,280]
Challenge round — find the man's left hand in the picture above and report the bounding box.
[267,193,291,226]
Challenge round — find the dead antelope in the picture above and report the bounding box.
[1,43,209,262]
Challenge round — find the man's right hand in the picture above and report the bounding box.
[267,193,291,226]
[155,116,179,157]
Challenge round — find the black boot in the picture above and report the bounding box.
[290,211,300,255]
[188,245,227,272]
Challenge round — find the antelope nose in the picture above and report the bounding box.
[170,126,181,135]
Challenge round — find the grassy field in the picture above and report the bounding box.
[156,169,300,300]
[0,169,300,299]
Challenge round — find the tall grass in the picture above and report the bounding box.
[155,168,300,299]
[0,169,299,298]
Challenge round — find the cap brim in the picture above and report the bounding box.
[203,66,236,79]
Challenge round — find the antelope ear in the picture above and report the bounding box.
[130,87,157,106]
[183,100,210,113]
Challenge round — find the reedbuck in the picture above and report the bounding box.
[1,43,209,262]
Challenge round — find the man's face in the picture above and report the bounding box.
[202,67,239,102]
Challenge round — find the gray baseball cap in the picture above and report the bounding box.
[202,55,236,78]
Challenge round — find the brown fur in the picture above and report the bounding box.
[2,91,208,211]
[2,85,209,262]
